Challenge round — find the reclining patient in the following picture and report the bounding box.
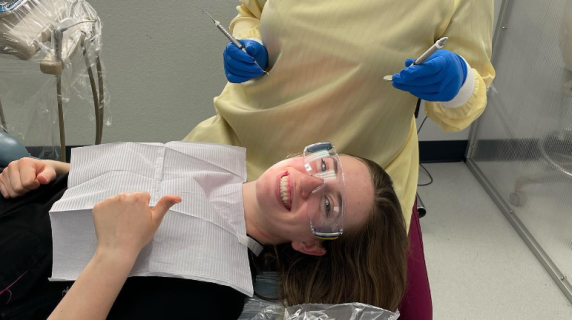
[0,142,408,320]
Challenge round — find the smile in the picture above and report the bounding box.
[279,172,292,210]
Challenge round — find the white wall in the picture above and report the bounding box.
[54,0,504,144]
[60,1,236,144]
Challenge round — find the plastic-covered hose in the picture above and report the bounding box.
[0,95,6,133]
[0,0,109,161]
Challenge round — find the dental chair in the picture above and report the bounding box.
[239,100,433,319]
[398,199,433,319]
[239,201,433,320]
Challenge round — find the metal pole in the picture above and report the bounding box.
[0,93,7,133]
[56,74,66,162]
[81,35,101,145]
[96,54,104,144]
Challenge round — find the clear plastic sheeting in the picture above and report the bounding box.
[239,300,400,320]
[238,273,400,320]
[285,304,399,320]
[0,0,67,60]
[469,0,572,303]
[0,0,109,161]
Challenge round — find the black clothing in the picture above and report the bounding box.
[0,173,246,320]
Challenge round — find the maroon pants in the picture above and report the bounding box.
[398,202,433,320]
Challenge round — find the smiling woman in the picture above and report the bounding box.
[249,154,409,310]
[246,142,351,244]
[0,142,408,319]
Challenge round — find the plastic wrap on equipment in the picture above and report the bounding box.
[238,272,400,320]
[284,303,400,320]
[0,0,110,160]
[239,300,400,320]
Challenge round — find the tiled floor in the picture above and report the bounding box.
[418,162,572,319]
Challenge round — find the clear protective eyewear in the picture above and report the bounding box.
[303,142,345,240]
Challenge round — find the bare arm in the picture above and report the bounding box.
[47,193,181,320]
[47,252,136,320]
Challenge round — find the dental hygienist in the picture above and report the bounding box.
[186,0,495,228]
[184,2,496,319]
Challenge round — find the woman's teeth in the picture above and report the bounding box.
[280,175,291,209]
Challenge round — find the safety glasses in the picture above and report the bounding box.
[303,142,345,240]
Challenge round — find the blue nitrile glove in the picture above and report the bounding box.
[223,39,268,83]
[391,49,468,102]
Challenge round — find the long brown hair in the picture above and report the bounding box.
[256,155,409,311]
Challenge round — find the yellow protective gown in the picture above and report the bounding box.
[184,0,496,230]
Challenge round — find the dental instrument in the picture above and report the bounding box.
[203,11,269,76]
[384,37,448,81]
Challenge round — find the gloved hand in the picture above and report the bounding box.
[223,39,268,83]
[391,49,468,102]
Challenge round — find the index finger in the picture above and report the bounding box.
[134,191,151,203]
[20,161,41,190]
[398,56,446,81]
[227,44,257,64]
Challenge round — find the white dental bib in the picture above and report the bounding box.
[49,142,261,296]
